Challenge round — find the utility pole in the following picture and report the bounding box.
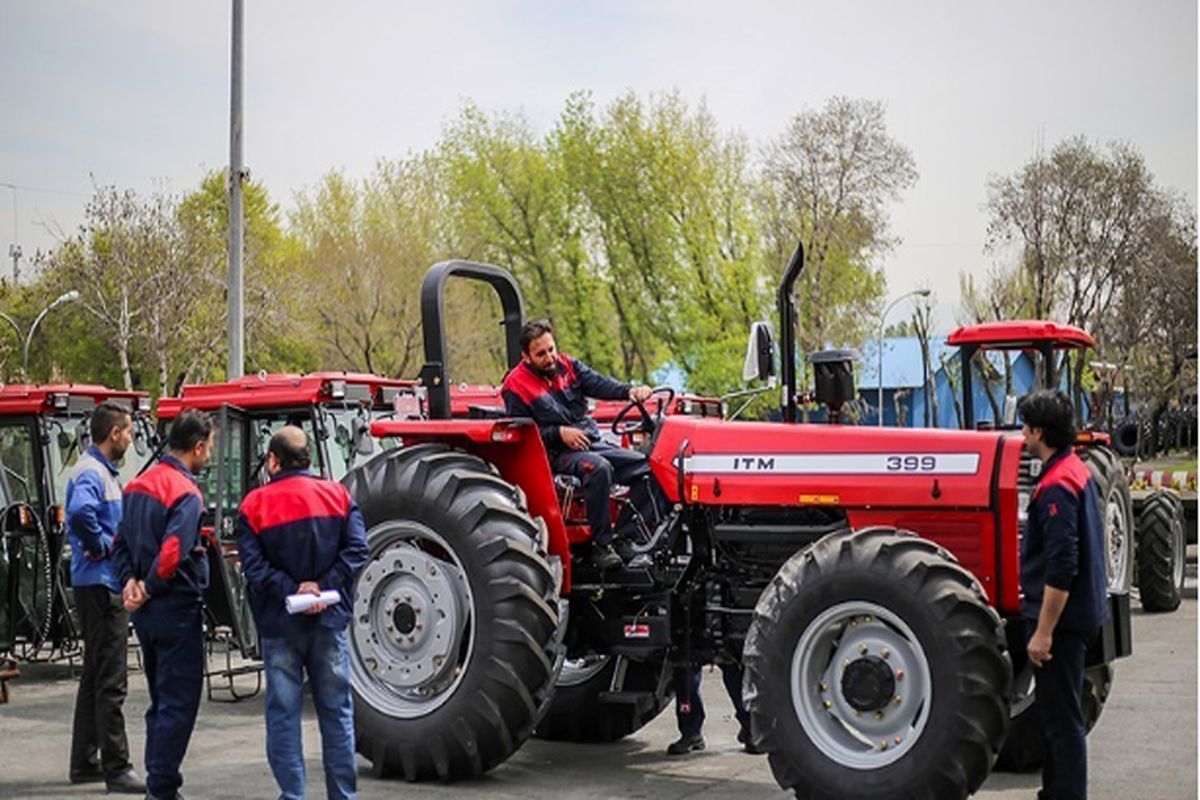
[227,0,245,379]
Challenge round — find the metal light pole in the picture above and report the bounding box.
[1,183,20,282]
[227,0,246,379]
[23,291,80,379]
[877,289,931,427]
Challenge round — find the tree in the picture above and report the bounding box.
[761,97,917,363]
[985,137,1182,418]
[910,291,938,427]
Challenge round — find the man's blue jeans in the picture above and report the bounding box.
[261,626,357,800]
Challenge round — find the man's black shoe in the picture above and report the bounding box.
[590,543,622,570]
[614,540,652,568]
[737,727,763,755]
[145,792,182,800]
[69,763,105,784]
[105,770,146,794]
[666,734,705,755]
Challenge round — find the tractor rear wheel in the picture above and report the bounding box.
[743,527,1010,800]
[534,654,671,742]
[342,444,561,781]
[1135,490,1186,613]
[1079,445,1134,595]
[995,658,1113,772]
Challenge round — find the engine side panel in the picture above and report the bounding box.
[650,418,1005,509]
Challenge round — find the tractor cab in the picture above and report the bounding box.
[946,320,1097,431]
[0,384,154,659]
[155,371,421,662]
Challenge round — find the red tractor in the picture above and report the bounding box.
[336,247,1130,800]
[154,372,419,666]
[947,321,1184,607]
[0,384,155,660]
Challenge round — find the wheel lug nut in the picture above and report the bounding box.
[819,682,828,693]
[894,736,902,745]
[893,696,902,706]
[896,670,905,681]
[859,644,869,656]
[823,700,832,710]
[875,711,885,720]
[879,740,888,750]
[843,659,851,668]
[850,619,858,627]
[881,648,890,659]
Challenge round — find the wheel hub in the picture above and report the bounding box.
[841,655,896,712]
[353,541,469,695]
[792,604,933,769]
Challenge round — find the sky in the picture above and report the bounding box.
[1,0,1195,332]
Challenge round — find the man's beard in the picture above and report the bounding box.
[533,361,560,380]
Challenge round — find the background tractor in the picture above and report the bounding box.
[0,384,154,661]
[336,246,1131,800]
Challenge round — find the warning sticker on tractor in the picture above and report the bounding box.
[623,623,652,639]
[683,453,981,475]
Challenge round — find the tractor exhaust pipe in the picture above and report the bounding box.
[777,241,804,423]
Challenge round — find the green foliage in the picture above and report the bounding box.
[12,91,917,405]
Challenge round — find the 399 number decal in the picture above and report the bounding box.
[885,455,938,472]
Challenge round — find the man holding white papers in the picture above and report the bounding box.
[237,427,369,800]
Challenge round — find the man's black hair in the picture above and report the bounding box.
[1018,389,1077,450]
[90,400,131,444]
[520,319,555,353]
[167,409,214,453]
[269,429,312,472]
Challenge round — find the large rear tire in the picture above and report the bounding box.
[1135,490,1186,613]
[995,657,1113,772]
[743,527,1010,800]
[342,444,561,781]
[1079,445,1134,595]
[534,654,671,742]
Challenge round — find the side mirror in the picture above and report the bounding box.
[743,322,776,383]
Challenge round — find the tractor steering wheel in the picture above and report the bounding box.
[611,386,676,437]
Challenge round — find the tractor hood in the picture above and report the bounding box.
[648,417,1012,509]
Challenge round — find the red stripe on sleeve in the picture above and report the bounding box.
[157,536,181,580]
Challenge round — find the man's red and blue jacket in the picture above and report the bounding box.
[236,470,369,638]
[1020,447,1109,633]
[112,455,207,608]
[501,354,631,455]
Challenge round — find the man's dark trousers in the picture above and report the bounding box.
[70,585,134,778]
[674,664,751,738]
[132,601,204,799]
[553,442,649,546]
[1029,622,1092,800]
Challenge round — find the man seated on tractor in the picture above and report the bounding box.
[502,319,653,570]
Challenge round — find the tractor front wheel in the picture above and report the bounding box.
[743,527,1010,800]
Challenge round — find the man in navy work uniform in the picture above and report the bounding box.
[113,409,214,800]
[67,400,145,793]
[502,318,654,570]
[237,426,369,800]
[1018,390,1108,800]
[668,664,759,756]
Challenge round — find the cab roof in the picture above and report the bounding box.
[0,384,150,416]
[946,321,1095,351]
[157,372,418,418]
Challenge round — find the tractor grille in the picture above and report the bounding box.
[1016,447,1040,540]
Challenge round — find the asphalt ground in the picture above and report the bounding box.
[1,589,1195,800]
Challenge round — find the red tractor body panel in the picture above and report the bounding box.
[947,321,1095,351]
[370,418,574,590]
[158,372,418,418]
[647,418,1024,612]
[0,384,149,415]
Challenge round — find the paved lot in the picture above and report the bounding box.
[1,595,1194,800]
